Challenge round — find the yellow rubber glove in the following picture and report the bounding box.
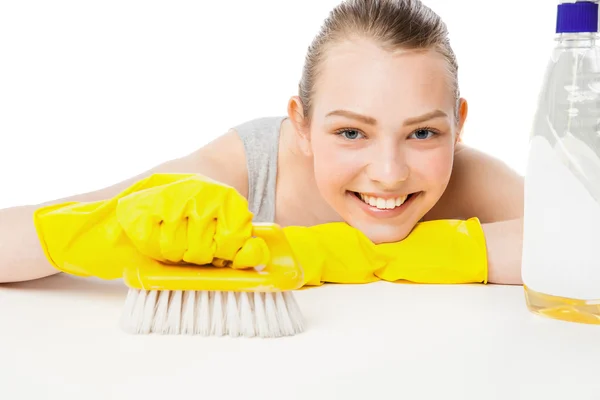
[33,173,269,279]
[282,217,488,287]
[113,173,266,266]
[282,223,387,286]
[374,218,488,284]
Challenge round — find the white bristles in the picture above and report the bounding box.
[275,291,294,336]
[283,291,305,333]
[181,291,195,335]
[166,290,183,334]
[211,291,224,336]
[120,289,304,338]
[135,291,151,333]
[151,290,168,333]
[120,288,138,325]
[253,292,269,337]
[226,291,241,337]
[264,291,280,337]
[239,292,256,337]
[197,291,210,335]
[140,290,154,334]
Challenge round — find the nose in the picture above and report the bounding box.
[366,144,410,189]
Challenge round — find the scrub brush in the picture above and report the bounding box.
[118,223,306,338]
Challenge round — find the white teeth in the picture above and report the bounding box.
[357,193,409,210]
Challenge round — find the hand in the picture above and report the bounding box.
[374,218,488,284]
[115,173,268,267]
[33,173,269,280]
[282,223,387,286]
[281,218,488,287]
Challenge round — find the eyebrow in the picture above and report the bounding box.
[325,109,449,127]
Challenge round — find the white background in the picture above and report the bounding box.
[4,3,600,400]
[0,0,555,208]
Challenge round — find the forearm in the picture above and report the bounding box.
[0,205,59,283]
[481,218,523,285]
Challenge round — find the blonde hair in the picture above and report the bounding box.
[298,0,459,121]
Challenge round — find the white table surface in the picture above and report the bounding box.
[2,273,599,400]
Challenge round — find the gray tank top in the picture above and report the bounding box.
[231,116,287,223]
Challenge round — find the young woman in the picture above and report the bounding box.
[0,0,524,284]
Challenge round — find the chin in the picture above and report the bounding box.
[353,222,416,244]
[337,189,429,244]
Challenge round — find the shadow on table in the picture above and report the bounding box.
[0,272,127,300]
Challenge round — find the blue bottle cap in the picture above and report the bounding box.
[556,1,599,33]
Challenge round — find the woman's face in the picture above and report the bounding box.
[295,38,466,244]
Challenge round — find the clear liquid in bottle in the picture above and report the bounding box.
[522,1,600,324]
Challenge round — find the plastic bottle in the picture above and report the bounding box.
[522,0,600,324]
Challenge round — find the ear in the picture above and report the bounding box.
[455,98,468,144]
[287,96,312,156]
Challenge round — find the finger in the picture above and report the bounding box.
[158,217,189,263]
[212,190,255,260]
[231,237,270,269]
[178,190,221,265]
[157,186,212,263]
[183,214,217,265]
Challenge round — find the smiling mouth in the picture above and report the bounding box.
[351,191,417,210]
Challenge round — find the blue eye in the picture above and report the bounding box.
[410,129,436,140]
[337,129,364,140]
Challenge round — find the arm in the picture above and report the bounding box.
[481,218,523,285]
[0,129,249,283]
[426,144,524,285]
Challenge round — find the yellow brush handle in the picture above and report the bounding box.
[122,223,304,292]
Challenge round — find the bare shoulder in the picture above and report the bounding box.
[183,128,249,197]
[425,143,524,223]
[52,129,249,205]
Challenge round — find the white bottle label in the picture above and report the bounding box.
[522,135,600,300]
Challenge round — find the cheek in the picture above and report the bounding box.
[408,145,455,189]
[311,136,361,197]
